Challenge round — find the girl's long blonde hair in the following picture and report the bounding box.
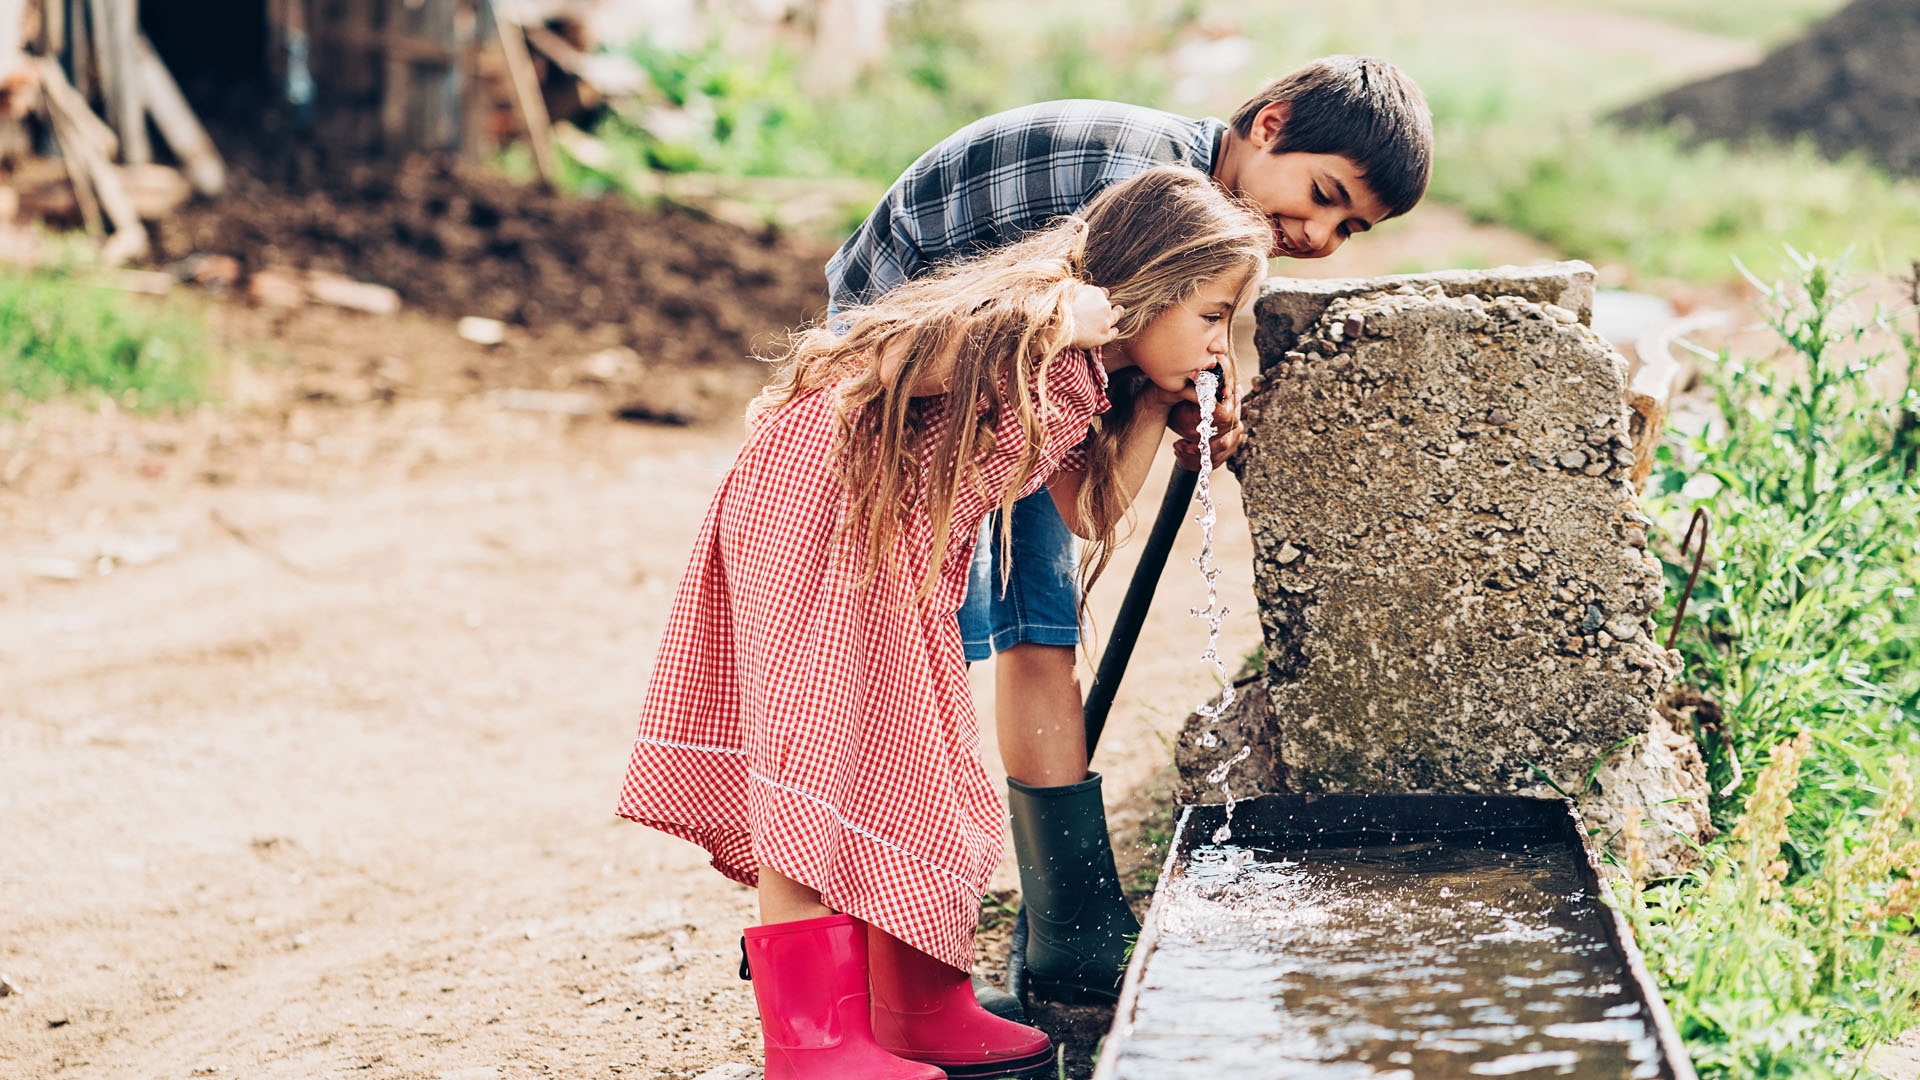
[753,165,1273,603]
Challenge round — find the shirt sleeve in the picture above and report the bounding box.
[1037,348,1110,479]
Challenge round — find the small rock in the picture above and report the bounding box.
[1625,527,1647,549]
[1487,408,1511,426]
[1585,430,1610,447]
[581,347,643,382]
[177,253,241,289]
[1344,316,1365,339]
[306,272,401,316]
[98,534,181,568]
[1276,542,1301,565]
[1558,450,1589,470]
[26,557,84,581]
[1545,304,1578,324]
[1605,618,1639,642]
[1613,447,1637,467]
[1581,603,1605,632]
[457,316,508,346]
[1582,461,1610,476]
[0,973,19,996]
[690,1065,758,1080]
[246,267,306,309]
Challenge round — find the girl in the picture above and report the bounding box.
[616,165,1272,1080]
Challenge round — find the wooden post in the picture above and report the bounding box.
[110,0,146,164]
[69,0,91,101]
[381,0,408,147]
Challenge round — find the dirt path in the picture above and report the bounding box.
[0,300,1255,1080]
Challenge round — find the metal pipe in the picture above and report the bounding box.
[1084,466,1198,756]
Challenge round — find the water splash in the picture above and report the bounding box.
[1191,370,1247,843]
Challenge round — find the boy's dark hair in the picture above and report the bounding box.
[1230,55,1433,220]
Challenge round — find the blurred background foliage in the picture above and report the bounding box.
[571,0,1920,287]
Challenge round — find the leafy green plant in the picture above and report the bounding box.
[1632,253,1920,1075]
[0,268,213,411]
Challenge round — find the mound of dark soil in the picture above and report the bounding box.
[1616,0,1920,177]
[153,155,833,366]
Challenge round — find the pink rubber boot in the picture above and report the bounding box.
[868,924,1054,1080]
[742,913,945,1080]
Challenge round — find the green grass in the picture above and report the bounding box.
[0,269,214,411]
[1433,122,1920,284]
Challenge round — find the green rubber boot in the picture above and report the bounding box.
[971,975,1025,1023]
[1007,772,1139,1004]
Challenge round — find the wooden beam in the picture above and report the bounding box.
[38,58,147,265]
[133,34,225,195]
[38,48,120,159]
[492,6,556,186]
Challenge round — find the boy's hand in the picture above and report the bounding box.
[1068,284,1123,349]
[1168,367,1244,470]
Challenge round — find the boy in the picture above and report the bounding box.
[827,54,1433,1014]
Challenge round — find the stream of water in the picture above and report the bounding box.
[1191,369,1251,842]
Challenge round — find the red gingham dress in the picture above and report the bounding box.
[616,348,1109,971]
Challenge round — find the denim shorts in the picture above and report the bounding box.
[959,487,1081,663]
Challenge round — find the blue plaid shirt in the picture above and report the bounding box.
[827,100,1227,308]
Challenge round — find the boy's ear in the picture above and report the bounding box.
[1250,101,1290,152]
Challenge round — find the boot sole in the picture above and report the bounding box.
[1023,973,1119,1007]
[916,1045,1056,1080]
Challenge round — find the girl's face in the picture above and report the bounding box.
[1109,271,1254,394]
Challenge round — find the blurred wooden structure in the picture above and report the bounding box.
[1,0,893,264]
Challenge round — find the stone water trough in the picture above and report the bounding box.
[1099,265,1708,1077]
[1093,794,1693,1079]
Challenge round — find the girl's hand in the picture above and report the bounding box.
[1068,284,1123,349]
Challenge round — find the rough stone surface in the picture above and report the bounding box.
[1183,266,1710,874]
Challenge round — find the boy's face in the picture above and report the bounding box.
[1225,104,1390,260]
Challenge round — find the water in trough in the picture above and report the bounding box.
[1115,833,1665,1078]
